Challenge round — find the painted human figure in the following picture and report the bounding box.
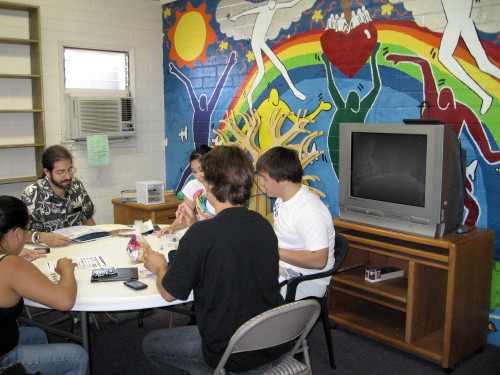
[386,53,499,225]
[386,53,500,165]
[439,0,500,115]
[321,42,382,177]
[169,51,237,148]
[170,51,237,192]
[230,0,306,109]
[326,14,335,30]
[254,88,332,151]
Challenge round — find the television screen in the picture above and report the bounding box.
[351,132,426,207]
[338,123,465,238]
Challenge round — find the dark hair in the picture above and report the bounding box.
[190,145,212,162]
[201,145,254,205]
[40,145,73,178]
[256,146,303,183]
[0,196,29,244]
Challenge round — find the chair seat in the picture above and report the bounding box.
[261,356,309,375]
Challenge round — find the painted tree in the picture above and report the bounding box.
[215,108,325,218]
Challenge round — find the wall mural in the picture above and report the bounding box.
[161,0,500,344]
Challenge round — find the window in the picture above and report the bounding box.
[63,47,130,93]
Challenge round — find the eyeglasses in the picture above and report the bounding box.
[52,167,76,176]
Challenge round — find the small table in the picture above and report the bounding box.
[22,228,191,375]
[112,194,181,225]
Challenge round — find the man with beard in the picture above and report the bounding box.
[21,145,95,247]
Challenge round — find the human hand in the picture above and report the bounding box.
[156,226,175,237]
[54,257,76,275]
[18,248,47,262]
[135,236,153,262]
[40,232,72,247]
[228,51,237,65]
[176,203,197,227]
[142,250,168,276]
[320,100,332,111]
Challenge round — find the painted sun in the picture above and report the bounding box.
[167,2,216,68]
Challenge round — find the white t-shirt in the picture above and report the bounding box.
[182,179,215,220]
[274,185,335,300]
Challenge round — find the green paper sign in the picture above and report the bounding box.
[87,135,110,166]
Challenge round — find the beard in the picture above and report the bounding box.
[50,176,72,190]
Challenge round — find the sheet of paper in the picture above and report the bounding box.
[53,225,109,240]
[44,255,107,273]
[86,134,109,166]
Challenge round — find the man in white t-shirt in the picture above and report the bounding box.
[256,146,335,300]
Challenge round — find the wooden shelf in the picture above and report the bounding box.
[0,73,42,78]
[0,1,45,184]
[333,268,408,303]
[329,218,495,369]
[0,175,38,185]
[0,143,45,148]
[0,37,39,44]
[0,109,43,113]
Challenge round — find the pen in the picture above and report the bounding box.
[99,256,107,266]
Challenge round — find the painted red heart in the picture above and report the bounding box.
[320,23,378,78]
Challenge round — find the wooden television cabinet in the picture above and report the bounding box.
[330,218,495,370]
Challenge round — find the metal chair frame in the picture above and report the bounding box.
[213,299,321,375]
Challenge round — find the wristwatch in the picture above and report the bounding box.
[32,231,41,244]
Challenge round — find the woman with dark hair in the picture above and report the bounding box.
[0,196,88,374]
[157,145,215,235]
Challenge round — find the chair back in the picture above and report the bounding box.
[213,300,320,374]
[332,233,349,274]
[284,233,350,302]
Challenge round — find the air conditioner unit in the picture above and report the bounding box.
[66,95,135,140]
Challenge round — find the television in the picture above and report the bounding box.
[338,122,465,238]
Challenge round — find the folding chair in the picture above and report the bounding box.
[213,299,320,375]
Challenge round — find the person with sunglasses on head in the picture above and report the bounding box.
[21,145,95,247]
[157,145,215,236]
[0,195,88,375]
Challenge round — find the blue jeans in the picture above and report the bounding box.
[142,325,285,375]
[0,327,88,375]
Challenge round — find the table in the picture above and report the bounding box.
[22,227,191,375]
[112,194,182,225]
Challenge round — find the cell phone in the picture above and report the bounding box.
[34,247,50,253]
[123,280,148,290]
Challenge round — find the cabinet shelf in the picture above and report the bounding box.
[333,268,407,304]
[0,1,45,185]
[0,36,39,45]
[0,175,38,185]
[329,300,444,363]
[0,109,43,113]
[0,73,42,78]
[0,143,45,149]
[329,218,495,369]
